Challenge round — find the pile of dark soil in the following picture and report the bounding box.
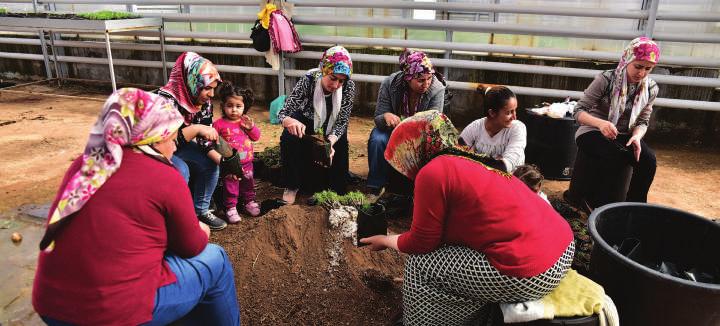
[211,180,406,325]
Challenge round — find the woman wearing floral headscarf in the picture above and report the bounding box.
[366,49,446,197]
[159,52,228,230]
[565,37,661,210]
[278,45,355,204]
[360,110,574,326]
[33,89,240,326]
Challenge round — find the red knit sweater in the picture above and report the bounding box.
[33,149,208,325]
[397,155,573,278]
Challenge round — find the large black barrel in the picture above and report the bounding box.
[521,108,578,180]
[588,203,720,326]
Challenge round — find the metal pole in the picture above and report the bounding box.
[32,0,38,13]
[645,0,660,38]
[442,0,451,78]
[105,32,117,91]
[278,52,286,96]
[37,31,53,79]
[159,25,168,84]
[48,31,62,86]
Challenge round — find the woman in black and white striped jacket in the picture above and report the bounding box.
[277,46,355,204]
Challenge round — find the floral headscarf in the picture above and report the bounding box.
[398,49,436,117]
[160,52,222,114]
[319,45,352,77]
[40,88,183,251]
[384,110,458,180]
[399,49,435,81]
[609,37,660,128]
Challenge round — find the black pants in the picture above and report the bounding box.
[576,131,657,204]
[280,114,349,195]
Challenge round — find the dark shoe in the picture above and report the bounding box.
[198,211,227,231]
[260,198,287,215]
[306,196,319,206]
[348,171,365,185]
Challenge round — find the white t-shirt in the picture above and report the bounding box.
[460,118,527,172]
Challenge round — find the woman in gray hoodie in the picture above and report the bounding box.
[366,49,446,196]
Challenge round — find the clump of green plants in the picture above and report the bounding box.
[312,190,343,209]
[312,190,369,210]
[256,145,280,168]
[0,8,8,15]
[341,191,370,210]
[77,10,139,20]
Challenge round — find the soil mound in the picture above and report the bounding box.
[212,194,405,325]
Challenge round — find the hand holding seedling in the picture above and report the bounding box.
[282,117,306,138]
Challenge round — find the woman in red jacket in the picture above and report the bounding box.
[361,110,575,325]
[33,89,240,326]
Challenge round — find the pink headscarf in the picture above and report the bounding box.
[160,52,221,115]
[40,88,183,251]
[608,37,660,128]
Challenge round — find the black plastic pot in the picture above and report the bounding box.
[356,203,387,247]
[521,108,578,180]
[588,203,720,326]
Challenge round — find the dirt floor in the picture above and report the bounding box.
[1,80,719,325]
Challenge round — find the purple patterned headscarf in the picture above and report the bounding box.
[399,49,435,81]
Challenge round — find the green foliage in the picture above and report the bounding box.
[340,191,367,208]
[312,190,342,209]
[77,10,139,20]
[256,145,281,168]
[313,190,368,210]
[314,127,324,135]
[0,8,7,15]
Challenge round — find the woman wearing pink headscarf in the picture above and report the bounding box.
[159,52,228,230]
[33,89,240,326]
[566,37,661,210]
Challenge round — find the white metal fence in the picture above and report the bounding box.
[0,0,719,111]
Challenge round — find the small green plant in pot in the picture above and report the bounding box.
[356,202,387,247]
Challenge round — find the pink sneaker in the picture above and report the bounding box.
[225,207,242,223]
[244,201,261,217]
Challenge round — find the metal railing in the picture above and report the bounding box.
[0,0,718,111]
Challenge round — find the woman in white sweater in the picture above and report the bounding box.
[460,86,526,172]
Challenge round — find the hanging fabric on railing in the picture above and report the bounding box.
[268,9,302,53]
[257,2,277,29]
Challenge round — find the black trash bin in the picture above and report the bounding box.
[521,108,578,180]
[588,203,720,326]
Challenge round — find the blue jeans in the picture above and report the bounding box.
[172,142,219,215]
[42,244,240,326]
[367,127,391,189]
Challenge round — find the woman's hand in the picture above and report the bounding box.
[360,234,400,251]
[196,125,219,141]
[359,235,390,251]
[626,135,642,162]
[240,115,254,129]
[383,112,401,128]
[597,120,619,139]
[327,134,338,166]
[199,221,211,239]
[282,117,306,138]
